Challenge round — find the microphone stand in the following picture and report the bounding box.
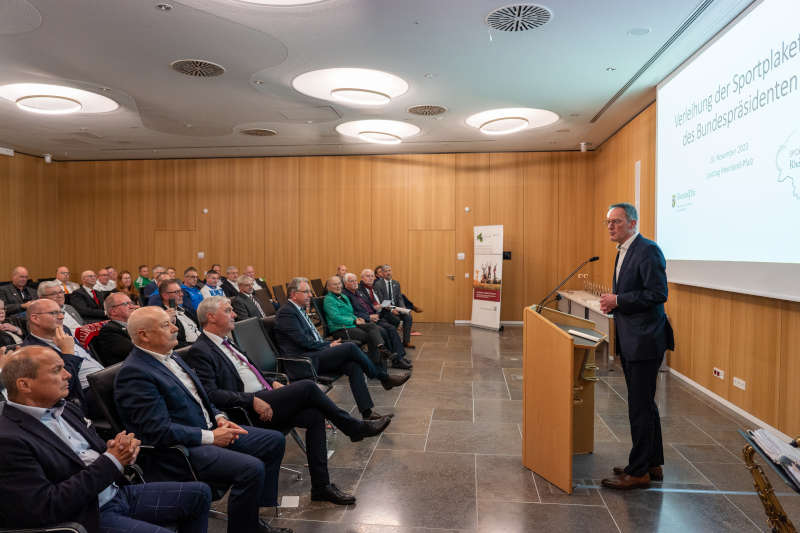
[535,257,598,313]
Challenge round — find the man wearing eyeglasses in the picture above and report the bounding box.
[159,279,201,347]
[37,280,84,334]
[598,203,674,490]
[22,299,105,416]
[92,292,140,366]
[181,267,204,311]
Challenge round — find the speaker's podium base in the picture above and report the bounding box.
[522,306,604,494]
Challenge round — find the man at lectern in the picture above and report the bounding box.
[598,202,674,490]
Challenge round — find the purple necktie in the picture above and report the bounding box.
[222,338,272,391]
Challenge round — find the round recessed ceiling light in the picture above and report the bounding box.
[237,0,327,4]
[16,95,82,115]
[293,68,408,106]
[336,119,420,145]
[0,83,118,114]
[466,107,559,135]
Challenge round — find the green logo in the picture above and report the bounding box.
[476,233,484,242]
[671,194,676,208]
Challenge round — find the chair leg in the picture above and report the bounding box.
[281,465,303,481]
[289,428,307,453]
[209,509,228,521]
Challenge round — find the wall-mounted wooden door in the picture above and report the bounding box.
[406,230,456,323]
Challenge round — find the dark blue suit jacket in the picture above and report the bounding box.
[185,333,260,411]
[613,234,675,361]
[22,335,86,408]
[114,346,221,448]
[274,301,330,356]
[0,401,122,533]
[344,288,374,322]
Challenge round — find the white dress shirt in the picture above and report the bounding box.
[205,331,264,393]
[33,335,104,389]
[136,345,219,444]
[94,280,116,292]
[175,308,201,343]
[61,308,82,333]
[615,232,639,283]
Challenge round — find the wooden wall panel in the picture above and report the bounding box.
[778,300,800,436]
[690,287,732,397]
[522,153,558,307]
[370,155,409,282]
[554,152,595,293]
[407,230,456,322]
[407,153,455,231]
[263,157,300,286]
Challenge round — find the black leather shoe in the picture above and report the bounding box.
[378,345,394,360]
[258,519,293,533]
[391,358,412,370]
[351,416,391,442]
[613,465,663,481]
[402,356,414,367]
[310,483,356,505]
[362,409,394,420]
[380,372,410,390]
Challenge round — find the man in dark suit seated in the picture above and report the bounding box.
[158,279,201,347]
[187,296,390,505]
[70,270,108,323]
[273,278,409,421]
[221,266,240,298]
[232,275,268,320]
[0,265,37,317]
[92,292,139,366]
[344,273,411,369]
[599,202,674,490]
[374,264,420,349]
[323,276,402,368]
[114,306,292,533]
[0,345,212,533]
[141,265,167,302]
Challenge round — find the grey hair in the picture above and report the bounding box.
[286,277,308,297]
[236,275,254,286]
[103,291,128,315]
[343,273,357,283]
[197,295,229,327]
[609,202,638,222]
[37,280,62,298]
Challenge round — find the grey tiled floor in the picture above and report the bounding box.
[210,324,800,532]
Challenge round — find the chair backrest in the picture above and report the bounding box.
[261,316,282,354]
[310,278,325,297]
[232,317,278,372]
[272,284,288,306]
[86,363,125,434]
[252,289,275,317]
[260,282,274,300]
[173,345,191,360]
[311,296,330,338]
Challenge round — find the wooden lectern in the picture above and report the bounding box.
[522,306,605,494]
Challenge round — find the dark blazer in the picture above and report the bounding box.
[232,293,264,321]
[374,278,403,307]
[0,329,22,347]
[185,333,260,410]
[92,321,133,366]
[612,233,675,362]
[0,401,122,533]
[115,346,222,448]
[221,278,239,298]
[159,304,200,348]
[141,281,159,300]
[69,287,108,323]
[274,301,329,356]
[0,284,36,315]
[344,288,374,322]
[22,335,85,407]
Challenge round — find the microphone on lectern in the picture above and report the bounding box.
[535,256,599,312]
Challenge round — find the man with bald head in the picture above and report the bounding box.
[56,265,80,294]
[115,306,291,533]
[69,270,108,323]
[0,345,212,533]
[22,298,105,415]
[0,266,36,317]
[92,292,140,366]
[243,265,266,291]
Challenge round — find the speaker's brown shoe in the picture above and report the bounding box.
[612,466,663,481]
[601,473,651,490]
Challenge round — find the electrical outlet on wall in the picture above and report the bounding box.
[713,367,725,380]
[733,377,746,390]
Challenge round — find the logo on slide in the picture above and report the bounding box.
[776,131,800,200]
[671,189,696,210]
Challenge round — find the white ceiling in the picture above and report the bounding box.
[0,0,753,161]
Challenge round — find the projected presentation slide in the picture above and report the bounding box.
[657,0,800,264]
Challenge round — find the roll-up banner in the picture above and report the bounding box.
[470,225,503,330]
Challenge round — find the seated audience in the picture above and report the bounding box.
[232,275,268,320]
[141,265,167,300]
[244,265,266,291]
[369,266,416,349]
[106,265,119,288]
[335,264,347,281]
[222,266,240,297]
[116,270,137,297]
[94,267,116,292]
[182,267,204,310]
[134,264,151,290]
[166,266,177,279]
[200,270,225,299]
[203,264,222,285]
[0,266,36,317]
[187,296,390,504]
[344,273,410,369]
[145,272,172,306]
[0,345,213,533]
[37,280,84,333]
[159,279,201,347]
[274,278,409,420]
[56,265,80,294]
[69,270,108,323]
[115,306,292,533]
[22,299,105,415]
[376,263,422,315]
[0,300,24,346]
[323,276,400,368]
[92,292,139,366]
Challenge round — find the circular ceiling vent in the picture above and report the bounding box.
[407,105,447,116]
[170,59,225,77]
[240,128,277,137]
[485,4,552,32]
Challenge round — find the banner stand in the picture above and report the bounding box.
[470,225,503,331]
